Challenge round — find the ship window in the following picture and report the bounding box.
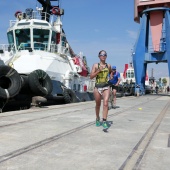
[51,31,56,43]
[33,28,49,50]
[15,29,31,50]
[62,36,66,41]
[33,29,49,42]
[73,84,76,90]
[78,84,80,91]
[17,23,30,26]
[127,71,130,78]
[131,71,134,78]
[128,72,130,78]
[33,22,49,26]
[7,31,14,45]
[61,36,66,47]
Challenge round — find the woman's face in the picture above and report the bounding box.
[99,51,107,61]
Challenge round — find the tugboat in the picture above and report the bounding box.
[0,0,93,112]
[121,62,151,95]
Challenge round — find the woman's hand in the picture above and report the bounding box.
[98,65,104,72]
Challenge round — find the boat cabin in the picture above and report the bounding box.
[126,68,135,83]
[7,8,68,55]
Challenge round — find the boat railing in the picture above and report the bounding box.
[0,44,16,53]
[0,42,69,56]
[32,11,57,24]
[9,20,18,27]
[10,11,57,27]
[50,44,58,53]
[18,43,31,51]
[33,42,68,55]
[18,42,50,51]
[33,42,48,51]
[50,43,70,55]
[0,44,10,51]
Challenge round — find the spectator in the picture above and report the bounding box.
[108,66,121,108]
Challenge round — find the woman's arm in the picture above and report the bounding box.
[90,64,101,79]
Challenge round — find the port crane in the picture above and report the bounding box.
[133,0,170,94]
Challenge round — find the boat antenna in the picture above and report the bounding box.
[37,0,59,12]
[36,0,38,7]
[37,0,59,21]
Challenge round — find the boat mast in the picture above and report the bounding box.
[37,0,59,21]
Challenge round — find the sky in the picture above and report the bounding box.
[0,0,169,80]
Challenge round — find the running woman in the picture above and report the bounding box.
[90,50,111,129]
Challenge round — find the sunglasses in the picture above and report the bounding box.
[99,54,107,57]
[112,69,116,70]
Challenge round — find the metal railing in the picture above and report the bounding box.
[10,11,57,27]
[0,44,10,51]
[148,43,166,53]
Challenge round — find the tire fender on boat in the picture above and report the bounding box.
[0,65,22,99]
[28,70,53,96]
[63,88,77,104]
[52,6,60,15]
[20,74,31,94]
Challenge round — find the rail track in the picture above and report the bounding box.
[0,94,169,169]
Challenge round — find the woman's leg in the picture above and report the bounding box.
[102,87,110,119]
[94,88,101,120]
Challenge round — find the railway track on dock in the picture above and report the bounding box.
[119,99,170,170]
[0,96,158,129]
[0,95,168,167]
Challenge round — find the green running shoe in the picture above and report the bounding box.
[96,119,101,127]
[102,121,108,129]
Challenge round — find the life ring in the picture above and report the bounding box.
[63,88,77,103]
[0,65,22,99]
[52,6,60,15]
[28,69,53,96]
[14,11,22,18]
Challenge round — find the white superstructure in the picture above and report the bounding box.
[121,63,150,85]
[0,4,90,94]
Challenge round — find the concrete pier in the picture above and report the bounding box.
[0,94,170,170]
